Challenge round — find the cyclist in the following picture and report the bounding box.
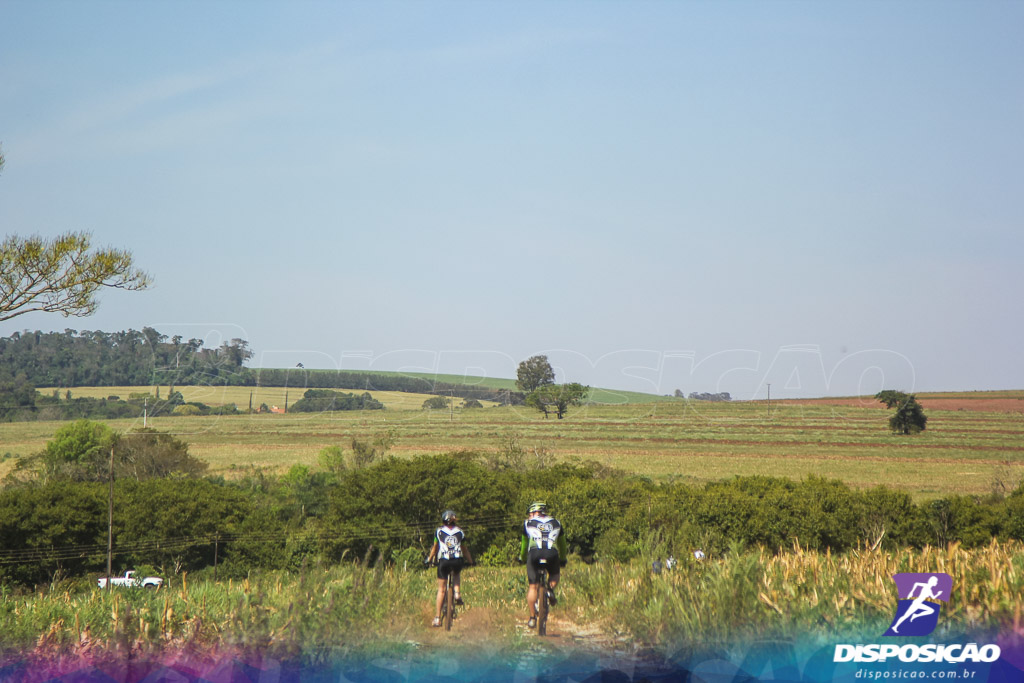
[518,501,566,629]
[426,509,473,627]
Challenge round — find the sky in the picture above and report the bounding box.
[1,1,1022,399]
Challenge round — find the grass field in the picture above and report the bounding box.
[283,369,679,403]
[4,390,1024,499]
[43,382,672,407]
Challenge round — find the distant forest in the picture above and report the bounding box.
[0,328,252,387]
[0,328,522,420]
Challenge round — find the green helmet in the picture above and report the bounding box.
[528,501,547,514]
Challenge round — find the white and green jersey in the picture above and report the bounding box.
[523,515,562,551]
[436,525,466,560]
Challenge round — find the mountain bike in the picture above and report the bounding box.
[535,557,550,636]
[441,567,456,631]
[430,558,467,631]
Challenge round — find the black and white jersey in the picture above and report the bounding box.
[523,515,561,551]
[436,525,465,560]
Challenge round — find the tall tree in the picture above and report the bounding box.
[218,338,253,368]
[876,391,928,434]
[0,232,152,322]
[516,355,556,393]
[38,419,118,481]
[888,395,928,435]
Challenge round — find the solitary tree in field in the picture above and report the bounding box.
[526,382,589,419]
[876,390,928,434]
[0,232,151,322]
[516,355,556,393]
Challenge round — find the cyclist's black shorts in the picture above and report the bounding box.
[437,557,464,580]
[526,548,560,584]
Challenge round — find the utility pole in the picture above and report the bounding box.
[767,383,771,418]
[106,445,114,591]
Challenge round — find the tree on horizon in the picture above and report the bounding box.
[516,355,556,393]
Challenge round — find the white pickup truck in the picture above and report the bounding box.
[97,570,163,589]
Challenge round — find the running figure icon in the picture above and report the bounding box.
[890,576,942,634]
[883,572,952,637]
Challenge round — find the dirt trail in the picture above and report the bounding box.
[408,603,654,663]
[411,604,506,646]
[535,614,633,650]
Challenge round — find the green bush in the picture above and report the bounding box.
[392,547,426,571]
[925,495,1004,547]
[1003,489,1024,541]
[290,389,384,413]
[318,445,346,473]
[2,453,1020,589]
[595,527,638,562]
[422,396,450,410]
[0,481,107,586]
[172,404,201,416]
[789,477,861,551]
[478,537,521,567]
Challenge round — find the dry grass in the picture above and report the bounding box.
[40,385,497,412]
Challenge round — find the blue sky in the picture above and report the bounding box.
[2,1,1022,398]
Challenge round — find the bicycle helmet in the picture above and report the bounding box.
[441,509,457,524]
[528,501,547,514]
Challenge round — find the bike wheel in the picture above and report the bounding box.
[444,578,454,631]
[537,569,548,636]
